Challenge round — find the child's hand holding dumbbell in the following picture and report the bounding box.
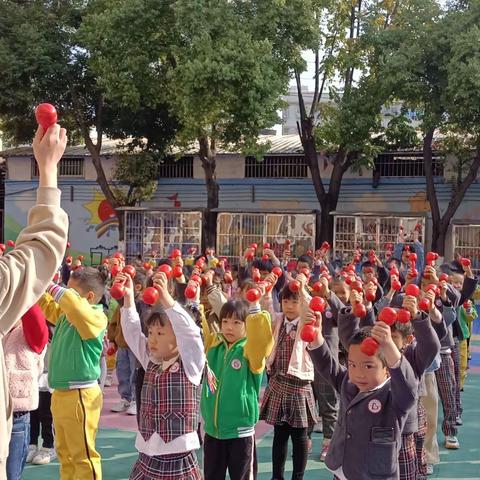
[152,272,175,309]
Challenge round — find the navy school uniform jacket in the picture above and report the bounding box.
[309,342,417,480]
[338,305,442,435]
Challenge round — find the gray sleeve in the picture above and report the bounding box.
[308,341,348,394]
[389,356,418,415]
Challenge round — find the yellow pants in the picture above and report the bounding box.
[459,339,468,389]
[51,386,103,480]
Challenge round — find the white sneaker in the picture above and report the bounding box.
[126,401,137,416]
[111,399,130,413]
[104,374,113,387]
[426,464,434,475]
[445,435,460,449]
[32,447,57,465]
[26,445,37,463]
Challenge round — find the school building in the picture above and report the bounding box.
[1,134,480,270]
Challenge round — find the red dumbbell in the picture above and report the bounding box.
[245,288,262,303]
[272,266,283,277]
[173,265,184,278]
[157,264,173,279]
[461,258,471,267]
[35,103,57,133]
[289,280,301,293]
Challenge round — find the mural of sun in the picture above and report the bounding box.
[83,191,119,238]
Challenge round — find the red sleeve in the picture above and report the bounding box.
[21,304,49,354]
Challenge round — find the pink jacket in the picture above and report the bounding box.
[3,308,47,412]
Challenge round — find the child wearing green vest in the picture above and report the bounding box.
[201,293,273,480]
[38,267,107,480]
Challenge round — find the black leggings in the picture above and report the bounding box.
[272,423,308,480]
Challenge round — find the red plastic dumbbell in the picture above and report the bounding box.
[300,297,325,342]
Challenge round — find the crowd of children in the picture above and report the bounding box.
[1,125,479,480]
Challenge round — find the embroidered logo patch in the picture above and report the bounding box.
[325,311,333,318]
[231,359,242,370]
[169,362,180,373]
[435,299,442,308]
[368,399,382,414]
[289,330,297,340]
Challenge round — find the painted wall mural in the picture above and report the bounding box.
[4,182,118,265]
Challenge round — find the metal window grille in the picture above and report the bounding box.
[31,157,84,178]
[245,155,308,178]
[374,151,444,177]
[333,215,425,265]
[158,156,193,178]
[216,212,315,264]
[453,225,480,274]
[124,210,202,262]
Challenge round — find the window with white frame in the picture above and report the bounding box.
[31,157,84,178]
[216,212,315,264]
[453,224,480,274]
[245,155,308,178]
[334,215,425,265]
[124,210,202,261]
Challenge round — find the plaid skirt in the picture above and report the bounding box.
[130,451,201,480]
[399,433,416,480]
[260,374,318,428]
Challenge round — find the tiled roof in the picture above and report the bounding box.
[0,134,305,158]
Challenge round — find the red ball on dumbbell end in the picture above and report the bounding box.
[361,337,379,356]
[250,243,258,250]
[409,253,417,263]
[365,290,376,302]
[111,264,120,277]
[353,302,367,318]
[7,240,15,248]
[321,241,330,251]
[439,273,449,282]
[272,266,283,277]
[461,258,471,267]
[110,282,126,300]
[173,266,184,278]
[35,103,57,131]
[66,242,71,249]
[312,281,323,293]
[425,284,440,297]
[122,265,136,278]
[289,280,301,293]
[142,286,160,305]
[409,269,418,279]
[0,244,5,252]
[378,307,397,326]
[157,264,173,279]
[246,288,262,303]
[397,309,411,324]
[245,251,254,261]
[185,283,198,300]
[300,324,317,343]
[300,267,311,278]
[405,284,420,297]
[170,248,182,259]
[309,296,326,313]
[113,252,124,260]
[65,255,73,265]
[143,262,153,270]
[463,301,472,311]
[390,266,399,277]
[418,298,430,312]
[426,251,439,264]
[350,280,363,293]
[263,242,270,249]
[262,254,269,261]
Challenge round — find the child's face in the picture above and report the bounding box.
[282,297,300,321]
[331,282,350,305]
[296,261,310,272]
[449,273,464,291]
[67,278,95,305]
[347,344,388,392]
[391,330,410,351]
[147,321,178,362]
[221,314,246,344]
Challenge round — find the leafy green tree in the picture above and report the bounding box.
[81,0,314,247]
[375,0,480,254]
[0,0,177,241]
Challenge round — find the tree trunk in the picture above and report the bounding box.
[199,137,219,251]
[430,221,448,256]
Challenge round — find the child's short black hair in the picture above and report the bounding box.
[239,278,256,291]
[219,300,248,323]
[143,305,170,329]
[391,321,413,339]
[348,327,387,367]
[252,259,272,272]
[297,255,313,268]
[134,271,147,289]
[280,284,300,301]
[157,258,173,267]
[70,267,107,303]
